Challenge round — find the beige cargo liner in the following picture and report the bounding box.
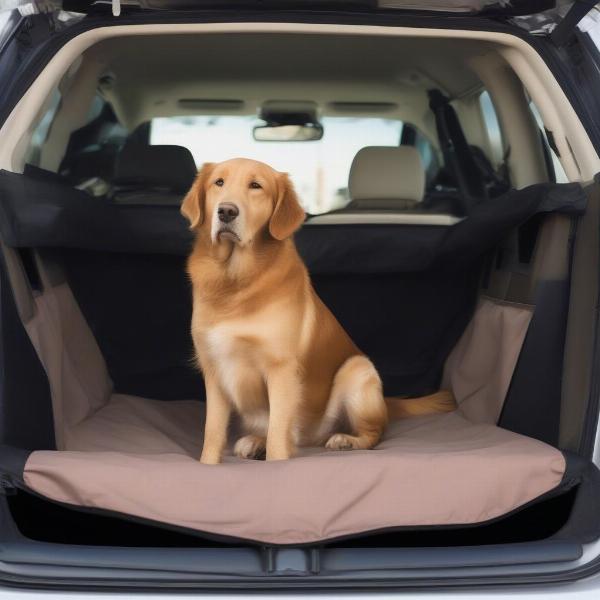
[23,395,565,545]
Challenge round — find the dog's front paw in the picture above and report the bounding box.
[234,435,267,460]
[325,433,360,451]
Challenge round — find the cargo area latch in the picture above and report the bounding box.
[263,547,320,575]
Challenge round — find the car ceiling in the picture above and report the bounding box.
[87,33,494,128]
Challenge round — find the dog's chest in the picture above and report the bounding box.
[202,315,285,366]
[195,303,296,403]
[194,298,295,360]
[204,325,253,364]
[200,323,270,411]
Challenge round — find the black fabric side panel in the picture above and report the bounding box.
[62,251,204,401]
[0,444,31,481]
[552,453,600,543]
[570,181,600,455]
[63,249,480,400]
[0,258,55,450]
[499,280,571,445]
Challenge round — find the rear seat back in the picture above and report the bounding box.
[347,146,425,211]
[339,145,465,219]
[111,143,197,205]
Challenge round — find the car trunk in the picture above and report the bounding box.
[0,7,599,590]
[0,166,597,583]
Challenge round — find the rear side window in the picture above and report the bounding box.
[529,101,569,183]
[58,94,128,187]
[479,91,504,167]
[150,115,404,215]
[401,123,440,187]
[25,90,61,167]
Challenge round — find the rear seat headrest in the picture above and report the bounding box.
[349,146,425,206]
[114,144,197,194]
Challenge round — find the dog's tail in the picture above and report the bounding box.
[385,390,457,419]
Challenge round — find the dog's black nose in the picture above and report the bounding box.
[217,203,239,224]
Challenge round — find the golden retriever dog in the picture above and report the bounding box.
[181,158,456,464]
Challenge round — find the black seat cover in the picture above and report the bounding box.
[113,143,197,195]
[0,169,587,401]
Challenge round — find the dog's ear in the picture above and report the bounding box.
[181,162,215,229]
[269,173,305,241]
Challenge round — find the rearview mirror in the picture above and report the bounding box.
[253,122,323,142]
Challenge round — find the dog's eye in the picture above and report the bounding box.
[215,178,224,187]
[249,181,262,190]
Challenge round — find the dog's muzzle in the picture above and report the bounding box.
[213,202,241,243]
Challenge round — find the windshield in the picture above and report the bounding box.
[150,115,404,214]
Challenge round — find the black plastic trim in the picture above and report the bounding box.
[0,538,583,588]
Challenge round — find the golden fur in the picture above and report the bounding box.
[181,158,456,464]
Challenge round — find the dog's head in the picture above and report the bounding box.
[181,158,305,246]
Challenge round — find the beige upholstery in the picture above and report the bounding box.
[348,146,425,207]
[24,397,564,545]
[443,297,534,424]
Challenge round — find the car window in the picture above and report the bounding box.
[415,128,440,187]
[479,91,504,167]
[529,101,569,183]
[25,89,62,167]
[0,9,16,51]
[150,115,403,214]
